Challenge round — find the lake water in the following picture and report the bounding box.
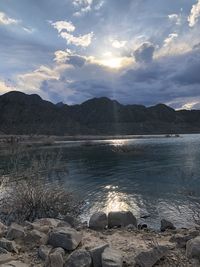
[1,134,200,229]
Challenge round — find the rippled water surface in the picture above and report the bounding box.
[1,134,200,229]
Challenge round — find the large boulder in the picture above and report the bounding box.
[89,212,108,230]
[108,211,137,228]
[160,219,176,232]
[64,249,92,267]
[186,236,200,259]
[89,244,109,267]
[45,247,65,267]
[6,223,25,240]
[48,227,82,250]
[102,247,123,267]
[134,245,169,267]
[0,238,18,253]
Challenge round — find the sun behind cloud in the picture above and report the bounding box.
[89,52,133,70]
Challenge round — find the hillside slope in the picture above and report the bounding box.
[0,91,200,135]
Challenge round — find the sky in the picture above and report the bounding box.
[0,0,200,109]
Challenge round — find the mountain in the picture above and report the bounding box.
[0,91,200,135]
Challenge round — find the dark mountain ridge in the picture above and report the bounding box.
[0,91,200,135]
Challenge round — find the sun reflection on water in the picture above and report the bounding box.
[103,191,129,213]
[102,185,140,216]
[110,139,128,147]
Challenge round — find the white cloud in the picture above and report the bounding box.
[51,20,93,47]
[73,0,93,7]
[168,14,181,25]
[15,64,74,100]
[0,12,19,25]
[73,6,91,16]
[163,33,178,47]
[73,0,100,16]
[60,31,93,47]
[54,49,72,63]
[181,101,199,110]
[73,0,104,16]
[17,65,61,93]
[188,0,200,27]
[111,40,127,49]
[51,20,75,33]
[0,80,16,94]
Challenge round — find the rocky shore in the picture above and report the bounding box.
[0,211,200,267]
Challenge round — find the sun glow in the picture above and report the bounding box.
[100,57,123,69]
[89,52,133,70]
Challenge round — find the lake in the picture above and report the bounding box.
[1,134,200,229]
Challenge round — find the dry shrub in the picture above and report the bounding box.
[0,178,79,224]
[0,149,80,224]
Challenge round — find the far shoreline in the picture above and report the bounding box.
[0,133,193,147]
[0,134,184,147]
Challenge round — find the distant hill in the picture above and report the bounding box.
[0,91,200,135]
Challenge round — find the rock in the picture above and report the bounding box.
[48,227,82,250]
[45,247,65,267]
[64,215,79,228]
[31,218,67,233]
[126,224,137,231]
[38,245,52,261]
[108,211,137,228]
[6,223,25,240]
[57,221,71,228]
[0,238,18,253]
[170,230,199,248]
[1,261,29,267]
[24,229,47,247]
[134,245,169,267]
[160,219,176,232]
[89,244,109,267]
[0,247,9,254]
[34,218,64,227]
[0,222,7,237]
[186,236,200,259]
[102,247,123,267]
[64,249,92,267]
[89,212,108,230]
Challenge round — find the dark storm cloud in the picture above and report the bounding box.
[172,47,200,85]
[134,42,155,63]
[66,55,86,67]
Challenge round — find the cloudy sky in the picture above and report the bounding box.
[0,0,200,109]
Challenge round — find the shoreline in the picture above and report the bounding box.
[0,133,185,148]
[0,212,200,266]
